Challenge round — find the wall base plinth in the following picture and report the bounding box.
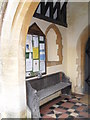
[1,110,27,118]
[74,86,84,94]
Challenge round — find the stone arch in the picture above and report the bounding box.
[0,1,40,118]
[0,1,8,34]
[45,24,63,67]
[76,26,90,93]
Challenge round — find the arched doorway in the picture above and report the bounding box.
[84,37,90,94]
[76,26,90,93]
[0,1,40,118]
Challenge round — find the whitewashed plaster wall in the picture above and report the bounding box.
[27,2,88,94]
[67,2,88,93]
[30,17,68,76]
[30,2,88,94]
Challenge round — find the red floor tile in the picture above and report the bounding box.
[77,106,86,112]
[59,113,69,118]
[61,102,74,108]
[42,115,54,119]
[54,108,66,113]
[69,99,78,103]
[79,112,88,118]
[40,108,51,114]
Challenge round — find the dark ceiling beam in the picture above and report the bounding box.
[33,1,68,27]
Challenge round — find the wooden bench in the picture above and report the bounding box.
[26,72,72,118]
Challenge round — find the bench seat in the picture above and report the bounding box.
[38,82,71,100]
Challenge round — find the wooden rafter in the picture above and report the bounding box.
[33,1,67,27]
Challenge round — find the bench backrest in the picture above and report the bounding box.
[27,72,60,91]
[26,72,70,91]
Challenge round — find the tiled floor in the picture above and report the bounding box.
[40,94,90,119]
[80,94,90,105]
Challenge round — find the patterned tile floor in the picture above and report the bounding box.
[40,94,90,119]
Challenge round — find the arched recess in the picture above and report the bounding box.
[45,24,63,67]
[0,0,40,118]
[76,26,90,93]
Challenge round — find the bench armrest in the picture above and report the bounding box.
[27,82,37,94]
[60,72,71,84]
[26,82,41,118]
[65,76,71,83]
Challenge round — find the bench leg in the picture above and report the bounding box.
[27,83,41,119]
[30,94,41,119]
[61,85,71,95]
